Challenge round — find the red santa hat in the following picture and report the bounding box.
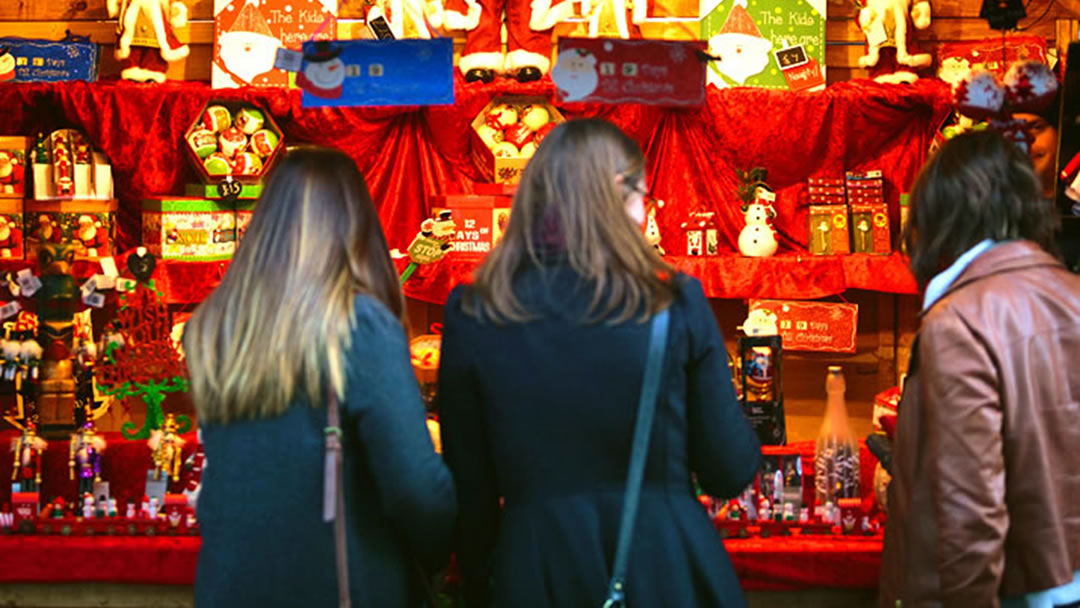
[719,0,765,39]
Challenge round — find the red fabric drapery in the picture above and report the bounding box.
[0,78,950,275]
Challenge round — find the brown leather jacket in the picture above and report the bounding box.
[880,241,1080,607]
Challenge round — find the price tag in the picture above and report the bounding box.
[80,276,98,298]
[0,300,21,320]
[217,178,242,205]
[116,278,137,293]
[274,48,304,73]
[15,269,41,297]
[82,291,105,308]
[94,274,116,291]
[99,257,119,277]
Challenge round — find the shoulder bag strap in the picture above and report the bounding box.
[324,387,351,608]
[604,307,670,608]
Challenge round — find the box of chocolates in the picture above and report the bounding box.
[808,204,849,255]
[470,97,564,184]
[142,197,237,261]
[183,101,284,199]
[25,199,116,259]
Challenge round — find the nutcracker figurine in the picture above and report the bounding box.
[36,243,80,436]
[11,419,47,492]
[69,409,106,497]
[150,413,185,482]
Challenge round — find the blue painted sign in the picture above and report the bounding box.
[298,38,453,108]
[0,35,99,83]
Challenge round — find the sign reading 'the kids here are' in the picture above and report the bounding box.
[700,0,825,91]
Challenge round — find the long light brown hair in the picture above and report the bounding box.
[465,118,676,324]
[903,130,1059,289]
[184,146,404,424]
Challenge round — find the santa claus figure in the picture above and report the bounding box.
[0,151,24,195]
[0,216,22,259]
[36,215,61,245]
[107,0,191,83]
[443,0,574,83]
[77,215,109,258]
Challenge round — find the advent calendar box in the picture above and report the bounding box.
[431,195,512,259]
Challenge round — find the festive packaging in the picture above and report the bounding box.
[31,130,113,200]
[680,211,719,256]
[25,200,116,259]
[142,198,237,261]
[183,101,284,199]
[850,203,890,255]
[0,137,28,198]
[431,195,512,259]
[236,201,256,244]
[0,199,24,259]
[873,385,900,432]
[808,205,849,255]
[470,97,565,184]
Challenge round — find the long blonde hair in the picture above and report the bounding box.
[466,118,675,324]
[184,146,404,424]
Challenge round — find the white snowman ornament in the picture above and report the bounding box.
[297,42,347,99]
[737,188,778,257]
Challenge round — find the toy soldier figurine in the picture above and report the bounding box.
[69,408,105,496]
[11,419,47,492]
[150,413,185,482]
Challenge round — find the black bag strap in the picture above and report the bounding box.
[324,386,350,608]
[604,308,670,608]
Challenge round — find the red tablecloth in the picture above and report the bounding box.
[0,533,882,590]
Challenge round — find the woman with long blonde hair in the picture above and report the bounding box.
[438,119,761,607]
[185,146,455,607]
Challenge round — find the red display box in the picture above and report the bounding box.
[431,194,512,259]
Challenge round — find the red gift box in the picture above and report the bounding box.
[808,185,845,197]
[12,492,39,529]
[431,195,512,259]
[809,177,845,187]
[808,194,846,205]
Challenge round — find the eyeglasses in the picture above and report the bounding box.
[621,173,655,205]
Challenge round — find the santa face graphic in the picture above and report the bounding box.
[707,0,773,86]
[219,30,282,84]
[551,50,599,102]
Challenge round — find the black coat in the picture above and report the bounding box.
[195,295,456,607]
[438,268,762,607]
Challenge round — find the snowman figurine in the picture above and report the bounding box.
[737,186,778,258]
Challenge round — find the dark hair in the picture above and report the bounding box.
[903,130,1060,289]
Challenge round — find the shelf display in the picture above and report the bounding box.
[0,136,27,197]
[31,130,114,201]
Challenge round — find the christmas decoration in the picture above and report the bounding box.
[644,199,665,255]
[25,202,116,260]
[0,204,24,260]
[442,0,573,82]
[31,130,114,201]
[399,210,456,283]
[142,197,237,261]
[470,97,565,184]
[855,0,932,84]
[702,0,825,91]
[107,0,191,84]
[149,413,185,482]
[181,429,205,508]
[183,101,284,198]
[735,168,778,258]
[212,0,337,89]
[11,419,47,492]
[69,409,106,497]
[95,251,191,440]
[0,136,27,198]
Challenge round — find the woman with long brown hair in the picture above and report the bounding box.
[438,119,761,607]
[185,147,455,607]
[880,131,1080,607]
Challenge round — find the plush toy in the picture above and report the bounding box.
[442,0,575,82]
[856,0,932,84]
[107,0,191,83]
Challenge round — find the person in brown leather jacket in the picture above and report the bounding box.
[880,131,1080,608]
